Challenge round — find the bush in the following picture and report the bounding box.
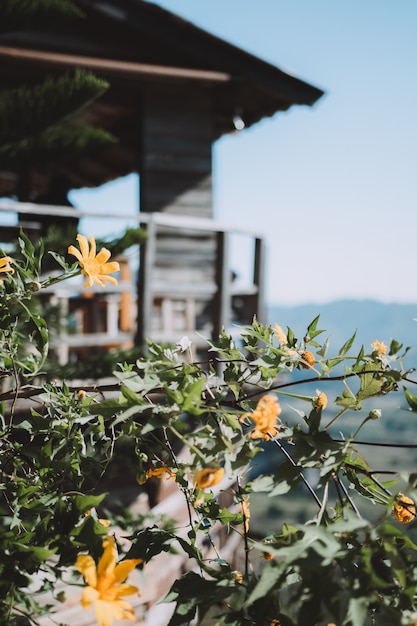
[1,232,417,626]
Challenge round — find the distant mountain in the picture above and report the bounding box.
[267,299,417,367]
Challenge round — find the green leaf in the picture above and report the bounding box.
[404,386,417,412]
[163,571,232,626]
[306,315,325,341]
[335,389,362,410]
[246,561,283,606]
[14,543,57,563]
[306,407,321,435]
[73,493,107,514]
[181,378,206,415]
[357,361,388,401]
[338,330,357,356]
[346,596,368,626]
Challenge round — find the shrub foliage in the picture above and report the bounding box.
[1,233,417,626]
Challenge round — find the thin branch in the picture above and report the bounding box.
[227,367,412,403]
[269,434,322,509]
[0,382,122,402]
[336,438,417,449]
[237,476,250,579]
[333,473,361,518]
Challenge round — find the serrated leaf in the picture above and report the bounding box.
[306,315,325,340]
[338,331,357,356]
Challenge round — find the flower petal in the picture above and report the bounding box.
[76,234,90,259]
[98,274,118,285]
[114,582,140,597]
[88,236,96,258]
[75,555,97,588]
[94,599,136,626]
[113,560,142,584]
[97,536,117,578]
[194,467,224,490]
[100,261,120,274]
[0,256,13,272]
[95,248,112,264]
[83,274,95,288]
[67,245,83,264]
[80,585,99,609]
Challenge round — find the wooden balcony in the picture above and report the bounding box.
[0,201,266,362]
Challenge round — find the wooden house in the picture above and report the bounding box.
[0,0,324,354]
[0,5,325,622]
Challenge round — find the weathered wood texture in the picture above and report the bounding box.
[137,82,218,346]
[140,85,213,217]
[0,204,265,359]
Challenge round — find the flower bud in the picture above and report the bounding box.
[28,281,42,292]
[392,493,416,524]
[368,409,382,420]
[314,392,327,411]
[232,570,243,584]
[300,350,315,369]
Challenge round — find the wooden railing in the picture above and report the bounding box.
[0,201,265,359]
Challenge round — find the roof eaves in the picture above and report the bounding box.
[77,0,324,106]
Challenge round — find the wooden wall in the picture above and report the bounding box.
[139,84,214,217]
[137,84,219,345]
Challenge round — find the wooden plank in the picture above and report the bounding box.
[254,237,266,323]
[0,46,230,83]
[140,84,213,217]
[213,231,232,338]
[54,332,134,348]
[137,217,157,343]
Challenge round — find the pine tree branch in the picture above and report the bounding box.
[1,0,83,34]
[0,123,117,169]
[0,70,110,146]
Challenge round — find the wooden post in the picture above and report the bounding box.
[213,230,231,341]
[254,237,266,324]
[137,215,157,345]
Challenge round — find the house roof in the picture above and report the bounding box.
[0,0,324,192]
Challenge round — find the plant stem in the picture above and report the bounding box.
[270,435,322,508]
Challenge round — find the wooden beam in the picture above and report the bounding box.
[0,45,230,83]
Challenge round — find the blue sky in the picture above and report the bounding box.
[72,1,417,307]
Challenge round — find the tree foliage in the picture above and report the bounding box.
[0,0,115,173]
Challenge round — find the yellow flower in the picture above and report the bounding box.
[0,256,14,284]
[371,339,387,356]
[68,234,120,288]
[146,466,176,481]
[75,535,142,626]
[240,394,282,439]
[273,323,288,346]
[194,467,225,490]
[392,493,416,524]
